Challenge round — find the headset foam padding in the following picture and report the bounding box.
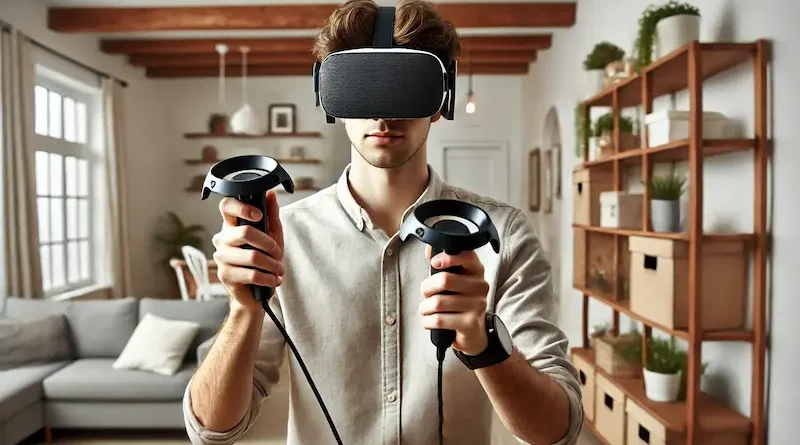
[318,49,447,120]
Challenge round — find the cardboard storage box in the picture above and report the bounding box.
[644,110,734,148]
[571,352,596,422]
[625,398,749,445]
[600,191,643,229]
[595,333,640,378]
[573,169,614,226]
[574,228,587,288]
[629,236,747,330]
[595,373,627,445]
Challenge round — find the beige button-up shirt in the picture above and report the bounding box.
[183,165,583,445]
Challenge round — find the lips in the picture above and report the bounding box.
[366,131,404,145]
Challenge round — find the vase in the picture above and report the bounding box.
[643,368,681,402]
[584,69,606,98]
[656,15,701,57]
[651,199,680,232]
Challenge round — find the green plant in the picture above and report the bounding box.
[575,102,589,157]
[583,41,626,70]
[592,112,634,138]
[634,1,701,69]
[152,211,207,265]
[649,171,687,200]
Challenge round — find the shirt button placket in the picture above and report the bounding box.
[382,240,400,445]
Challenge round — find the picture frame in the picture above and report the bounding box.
[268,104,296,134]
[528,149,541,212]
[543,149,553,214]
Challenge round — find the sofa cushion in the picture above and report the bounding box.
[113,313,200,376]
[65,297,139,358]
[0,314,74,370]
[3,297,71,319]
[43,359,195,402]
[0,361,70,421]
[138,298,228,360]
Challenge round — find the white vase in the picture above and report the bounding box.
[584,69,606,98]
[656,15,701,57]
[643,368,681,402]
[651,199,680,232]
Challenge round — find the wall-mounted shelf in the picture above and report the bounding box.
[184,158,322,166]
[183,131,323,139]
[571,223,756,243]
[581,139,756,169]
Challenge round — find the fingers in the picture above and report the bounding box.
[418,293,486,316]
[213,246,284,277]
[420,272,490,298]
[265,190,284,249]
[216,264,282,288]
[219,197,263,227]
[212,224,283,261]
[430,249,484,275]
[421,312,483,332]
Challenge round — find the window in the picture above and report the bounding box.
[33,78,98,297]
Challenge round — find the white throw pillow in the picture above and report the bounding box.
[113,313,200,376]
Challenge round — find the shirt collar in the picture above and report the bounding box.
[336,163,445,231]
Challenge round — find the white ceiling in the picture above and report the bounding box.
[40,0,576,5]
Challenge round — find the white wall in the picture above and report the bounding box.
[522,0,799,443]
[1,0,175,297]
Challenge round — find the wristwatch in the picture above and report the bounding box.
[454,312,513,370]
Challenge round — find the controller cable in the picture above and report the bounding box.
[437,346,446,445]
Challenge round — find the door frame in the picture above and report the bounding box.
[440,141,510,201]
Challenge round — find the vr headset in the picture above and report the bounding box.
[312,6,457,123]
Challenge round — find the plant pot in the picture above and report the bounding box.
[585,69,606,97]
[208,114,229,134]
[655,15,701,57]
[643,368,681,402]
[650,199,680,232]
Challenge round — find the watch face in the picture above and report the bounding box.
[492,315,513,355]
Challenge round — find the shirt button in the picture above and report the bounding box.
[386,248,394,257]
[385,314,396,326]
[386,392,397,403]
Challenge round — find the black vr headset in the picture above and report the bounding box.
[312,6,457,123]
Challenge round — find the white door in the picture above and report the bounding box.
[441,143,509,202]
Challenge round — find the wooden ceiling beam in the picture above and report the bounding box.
[129,50,536,68]
[146,62,529,78]
[50,3,575,33]
[101,35,551,56]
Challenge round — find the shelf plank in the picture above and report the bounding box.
[582,41,756,109]
[571,223,756,243]
[575,285,754,342]
[184,157,322,165]
[184,131,323,139]
[581,139,756,170]
[572,348,752,434]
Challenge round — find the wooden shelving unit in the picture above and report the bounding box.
[183,131,323,139]
[574,40,770,445]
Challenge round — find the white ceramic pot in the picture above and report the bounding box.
[585,69,606,98]
[656,15,701,57]
[651,199,680,232]
[643,368,681,402]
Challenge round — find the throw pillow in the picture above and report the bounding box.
[0,313,73,370]
[113,313,200,376]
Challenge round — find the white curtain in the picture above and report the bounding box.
[101,77,132,299]
[1,29,42,299]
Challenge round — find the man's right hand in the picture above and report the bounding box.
[212,190,285,313]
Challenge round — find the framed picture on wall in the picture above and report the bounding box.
[543,149,553,214]
[528,149,540,212]
[268,104,296,134]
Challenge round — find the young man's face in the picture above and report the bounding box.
[344,113,441,169]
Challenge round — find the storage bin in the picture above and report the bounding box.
[574,228,587,288]
[625,398,749,445]
[573,169,614,226]
[628,236,747,330]
[571,352,596,422]
[644,110,733,148]
[600,192,643,229]
[595,333,641,378]
[595,373,627,445]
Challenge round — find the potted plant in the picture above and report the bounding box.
[208,113,229,134]
[649,171,687,232]
[574,102,589,162]
[592,112,636,158]
[583,41,625,96]
[589,323,610,349]
[152,211,207,269]
[635,1,701,69]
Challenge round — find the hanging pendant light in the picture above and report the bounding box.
[465,53,476,114]
[215,43,228,112]
[230,45,262,135]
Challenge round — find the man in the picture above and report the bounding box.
[183,0,583,444]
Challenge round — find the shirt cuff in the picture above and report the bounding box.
[546,373,585,445]
[183,375,266,445]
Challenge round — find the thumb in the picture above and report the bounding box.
[265,190,284,248]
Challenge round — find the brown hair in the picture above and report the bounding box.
[312,0,460,64]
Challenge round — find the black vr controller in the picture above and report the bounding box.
[399,199,501,358]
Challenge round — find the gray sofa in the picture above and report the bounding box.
[0,296,228,445]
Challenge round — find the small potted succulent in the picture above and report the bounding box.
[635,1,701,69]
[592,112,636,159]
[583,41,625,96]
[649,171,687,232]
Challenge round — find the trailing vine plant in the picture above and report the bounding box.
[634,1,701,70]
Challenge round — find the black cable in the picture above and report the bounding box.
[261,299,345,445]
[437,346,446,445]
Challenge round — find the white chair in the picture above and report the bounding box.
[181,245,229,301]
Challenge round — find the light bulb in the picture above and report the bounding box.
[465,92,476,114]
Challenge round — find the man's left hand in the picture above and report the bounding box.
[419,245,490,356]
